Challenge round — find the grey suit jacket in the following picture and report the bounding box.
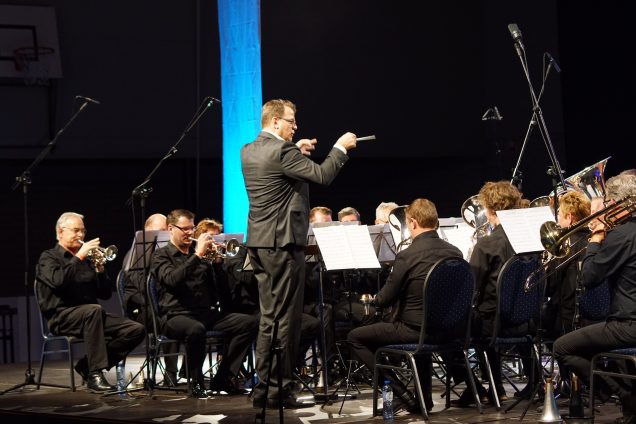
[241,131,348,248]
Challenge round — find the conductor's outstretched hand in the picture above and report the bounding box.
[336,132,357,152]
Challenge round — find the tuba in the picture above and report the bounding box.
[530,157,610,208]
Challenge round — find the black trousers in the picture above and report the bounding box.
[249,245,305,399]
[554,319,636,400]
[347,320,432,406]
[50,304,145,373]
[162,311,258,383]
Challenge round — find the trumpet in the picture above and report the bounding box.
[78,240,118,267]
[188,236,241,261]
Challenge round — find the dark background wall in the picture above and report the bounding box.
[1,0,634,301]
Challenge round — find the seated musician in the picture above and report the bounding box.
[374,201,399,225]
[554,173,636,424]
[542,191,591,338]
[36,212,145,393]
[338,206,361,223]
[150,209,258,398]
[346,198,463,414]
[446,181,523,406]
[121,213,167,328]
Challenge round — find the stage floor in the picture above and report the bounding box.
[0,355,625,423]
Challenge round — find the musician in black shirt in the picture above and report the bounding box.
[554,174,636,423]
[542,192,591,337]
[347,198,463,413]
[36,212,145,393]
[449,181,521,406]
[150,209,258,398]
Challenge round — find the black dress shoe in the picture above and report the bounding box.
[86,371,116,393]
[450,387,488,408]
[74,357,89,383]
[209,377,249,395]
[265,395,315,409]
[191,382,211,399]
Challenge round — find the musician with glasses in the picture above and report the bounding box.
[35,212,145,393]
[554,174,636,424]
[241,98,357,409]
[150,209,258,398]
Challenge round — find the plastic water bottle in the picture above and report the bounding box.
[116,361,126,393]
[382,380,394,421]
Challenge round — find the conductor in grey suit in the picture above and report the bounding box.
[241,99,357,408]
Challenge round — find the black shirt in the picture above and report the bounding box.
[150,242,219,318]
[470,224,516,317]
[374,230,463,328]
[581,219,636,321]
[35,243,112,320]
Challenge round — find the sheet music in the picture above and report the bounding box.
[497,206,555,254]
[439,223,475,260]
[312,225,381,271]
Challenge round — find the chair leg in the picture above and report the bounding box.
[480,349,501,411]
[36,344,46,390]
[372,356,380,417]
[407,354,429,421]
[463,350,483,414]
[68,343,76,391]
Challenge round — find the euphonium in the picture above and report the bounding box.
[460,194,491,239]
[388,205,412,251]
[540,194,636,258]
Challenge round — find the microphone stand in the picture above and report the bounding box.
[2,99,95,395]
[510,51,560,214]
[125,96,217,395]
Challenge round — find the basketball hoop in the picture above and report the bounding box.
[13,46,56,86]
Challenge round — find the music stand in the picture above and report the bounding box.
[104,230,170,397]
[310,223,381,406]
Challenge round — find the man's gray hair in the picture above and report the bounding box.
[55,212,84,240]
[605,174,636,201]
[375,201,399,223]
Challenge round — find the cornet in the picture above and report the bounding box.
[78,240,118,267]
[188,236,241,262]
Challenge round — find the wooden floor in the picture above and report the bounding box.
[0,355,625,424]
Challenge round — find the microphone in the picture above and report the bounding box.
[206,96,221,106]
[76,95,101,105]
[545,52,561,73]
[508,23,524,48]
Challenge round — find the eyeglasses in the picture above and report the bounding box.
[277,117,297,126]
[62,227,86,234]
[172,224,195,233]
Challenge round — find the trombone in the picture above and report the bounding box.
[524,194,636,291]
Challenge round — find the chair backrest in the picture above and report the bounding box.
[115,270,127,315]
[494,254,542,337]
[33,280,52,337]
[579,279,611,322]
[420,257,475,344]
[146,275,162,337]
